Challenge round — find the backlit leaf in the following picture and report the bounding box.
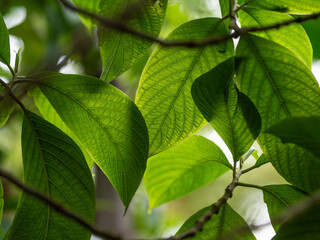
[145,135,231,209]
[98,0,167,82]
[236,35,320,192]
[136,18,234,156]
[176,203,256,240]
[247,0,320,14]
[0,87,14,128]
[262,184,306,231]
[0,12,10,66]
[192,58,261,161]
[238,7,312,67]
[5,111,95,239]
[265,116,320,159]
[37,73,149,208]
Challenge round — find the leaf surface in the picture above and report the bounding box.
[72,0,100,30]
[176,203,256,240]
[136,18,234,156]
[262,184,306,231]
[5,111,95,240]
[236,34,320,192]
[265,116,320,159]
[29,87,94,167]
[98,0,167,82]
[38,73,149,208]
[247,0,320,14]
[192,58,261,161]
[0,12,10,66]
[238,7,312,67]
[145,135,231,209]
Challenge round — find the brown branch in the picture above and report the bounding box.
[58,0,320,48]
[0,168,121,240]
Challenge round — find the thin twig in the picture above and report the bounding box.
[57,0,320,48]
[0,168,121,240]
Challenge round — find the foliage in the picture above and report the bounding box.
[0,0,320,240]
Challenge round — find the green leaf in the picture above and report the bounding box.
[0,12,10,66]
[273,204,320,240]
[5,110,95,240]
[238,7,312,67]
[29,87,94,168]
[0,180,3,224]
[247,0,320,14]
[37,73,149,208]
[192,58,261,161]
[265,116,320,159]
[72,0,100,30]
[262,184,306,231]
[253,154,269,169]
[219,0,230,27]
[98,0,167,82]
[136,18,234,156]
[145,135,231,209]
[236,34,320,192]
[0,87,14,128]
[176,203,256,240]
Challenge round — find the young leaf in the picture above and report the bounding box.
[0,87,14,128]
[136,18,234,156]
[262,184,306,231]
[0,12,10,66]
[29,87,94,167]
[5,111,95,240]
[219,0,230,28]
[236,34,320,192]
[98,0,167,82]
[265,116,320,159]
[145,135,231,209]
[253,154,269,169]
[192,58,261,162]
[273,204,320,240]
[247,0,320,14]
[176,203,256,240]
[238,7,312,68]
[37,73,149,208]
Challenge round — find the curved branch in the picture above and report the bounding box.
[0,168,121,240]
[58,0,320,48]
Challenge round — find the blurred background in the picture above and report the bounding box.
[0,0,319,239]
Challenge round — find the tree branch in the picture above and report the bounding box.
[0,168,121,240]
[58,0,320,48]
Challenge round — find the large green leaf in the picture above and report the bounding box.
[0,87,14,128]
[236,35,320,192]
[238,7,312,67]
[98,0,167,82]
[37,73,149,208]
[192,58,261,161]
[262,184,306,231]
[247,0,320,14]
[0,12,10,66]
[265,116,320,161]
[265,116,320,159]
[252,154,269,169]
[136,18,234,156]
[176,203,256,240]
[145,135,231,209]
[273,204,320,240]
[5,111,95,240]
[219,0,230,27]
[29,87,94,167]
